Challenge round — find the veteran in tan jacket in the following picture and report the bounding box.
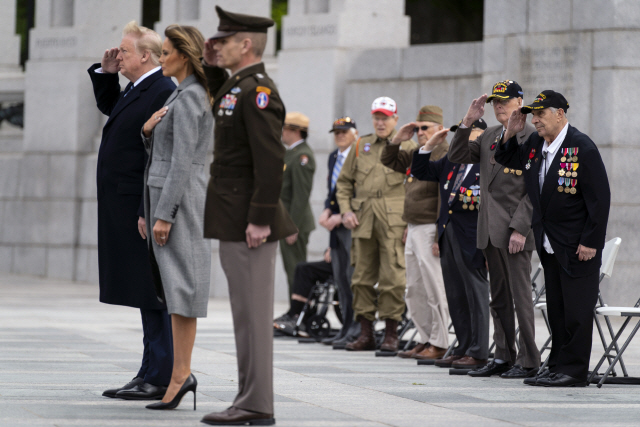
[336,97,416,353]
[381,105,450,361]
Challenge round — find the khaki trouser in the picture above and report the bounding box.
[351,215,406,322]
[405,223,450,349]
[219,240,277,415]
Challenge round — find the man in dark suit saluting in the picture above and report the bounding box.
[496,90,611,387]
[87,21,175,400]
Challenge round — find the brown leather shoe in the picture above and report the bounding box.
[414,344,447,360]
[434,354,463,367]
[345,317,376,351]
[397,343,428,359]
[201,406,275,425]
[451,356,488,369]
[379,319,399,352]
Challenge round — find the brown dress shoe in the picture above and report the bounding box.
[451,355,488,369]
[345,317,376,351]
[201,406,275,425]
[434,354,463,367]
[379,319,399,352]
[414,345,447,360]
[397,343,427,359]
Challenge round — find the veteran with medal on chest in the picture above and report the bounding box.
[449,80,541,377]
[496,90,611,387]
[337,97,417,354]
[201,6,296,426]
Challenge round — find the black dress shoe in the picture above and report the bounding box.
[500,364,538,379]
[468,360,510,377]
[523,369,551,386]
[102,377,144,398]
[116,382,168,400]
[201,406,275,425]
[537,372,588,387]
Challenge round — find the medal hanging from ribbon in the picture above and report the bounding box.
[559,163,566,177]
[572,147,579,162]
[571,162,578,178]
[406,167,413,183]
[460,186,468,209]
[570,179,577,194]
[558,177,564,192]
[564,177,571,193]
[490,133,500,151]
[466,189,474,211]
[444,170,453,190]
[526,148,536,170]
[561,148,568,162]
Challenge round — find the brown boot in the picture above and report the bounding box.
[397,342,428,359]
[345,317,376,351]
[379,319,399,352]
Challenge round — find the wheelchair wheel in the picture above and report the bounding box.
[306,315,331,339]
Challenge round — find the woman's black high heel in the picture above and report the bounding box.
[146,373,197,410]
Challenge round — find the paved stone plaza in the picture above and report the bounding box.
[1,274,640,427]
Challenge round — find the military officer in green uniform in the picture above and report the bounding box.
[279,112,316,298]
[337,96,417,353]
[201,6,296,426]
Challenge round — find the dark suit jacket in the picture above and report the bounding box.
[203,62,296,242]
[88,64,175,309]
[495,124,611,277]
[325,148,348,248]
[411,150,485,269]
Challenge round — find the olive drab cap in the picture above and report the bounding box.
[209,6,275,40]
[416,105,443,125]
[485,80,524,103]
[521,90,570,114]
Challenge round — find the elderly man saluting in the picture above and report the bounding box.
[495,90,611,387]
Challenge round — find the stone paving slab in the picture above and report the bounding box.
[1,274,640,427]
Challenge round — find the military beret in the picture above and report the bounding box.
[210,6,275,40]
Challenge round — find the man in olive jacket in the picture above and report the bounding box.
[279,112,316,297]
[201,6,296,426]
[337,97,416,353]
[381,105,450,361]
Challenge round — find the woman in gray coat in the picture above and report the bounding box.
[138,24,213,411]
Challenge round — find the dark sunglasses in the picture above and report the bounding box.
[414,125,434,132]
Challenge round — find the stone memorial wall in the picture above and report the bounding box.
[0,0,639,304]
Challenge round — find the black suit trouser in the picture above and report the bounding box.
[137,308,173,386]
[331,226,354,337]
[440,224,490,359]
[540,248,600,380]
[292,260,333,299]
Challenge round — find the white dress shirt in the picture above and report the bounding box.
[286,139,305,150]
[539,122,569,254]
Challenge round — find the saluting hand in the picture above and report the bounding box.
[577,244,596,261]
[424,128,450,151]
[101,47,120,74]
[391,122,417,145]
[503,109,527,142]
[203,39,218,67]
[143,106,169,137]
[462,94,488,127]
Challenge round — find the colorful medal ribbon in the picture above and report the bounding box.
[444,170,453,190]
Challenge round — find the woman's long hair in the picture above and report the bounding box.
[164,24,213,105]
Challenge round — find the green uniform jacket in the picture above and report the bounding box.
[203,62,297,242]
[336,131,417,240]
[281,141,316,233]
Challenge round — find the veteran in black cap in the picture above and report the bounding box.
[496,90,610,387]
[201,6,296,426]
[448,80,540,377]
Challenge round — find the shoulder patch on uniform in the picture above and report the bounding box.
[256,86,271,95]
[300,155,309,166]
[256,92,269,109]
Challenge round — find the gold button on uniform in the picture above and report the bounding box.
[448,210,452,214]
[443,224,446,228]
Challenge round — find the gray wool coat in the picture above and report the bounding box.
[142,74,213,318]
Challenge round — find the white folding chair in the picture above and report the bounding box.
[588,301,640,388]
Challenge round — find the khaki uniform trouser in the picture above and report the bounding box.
[351,215,406,322]
[405,223,450,349]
